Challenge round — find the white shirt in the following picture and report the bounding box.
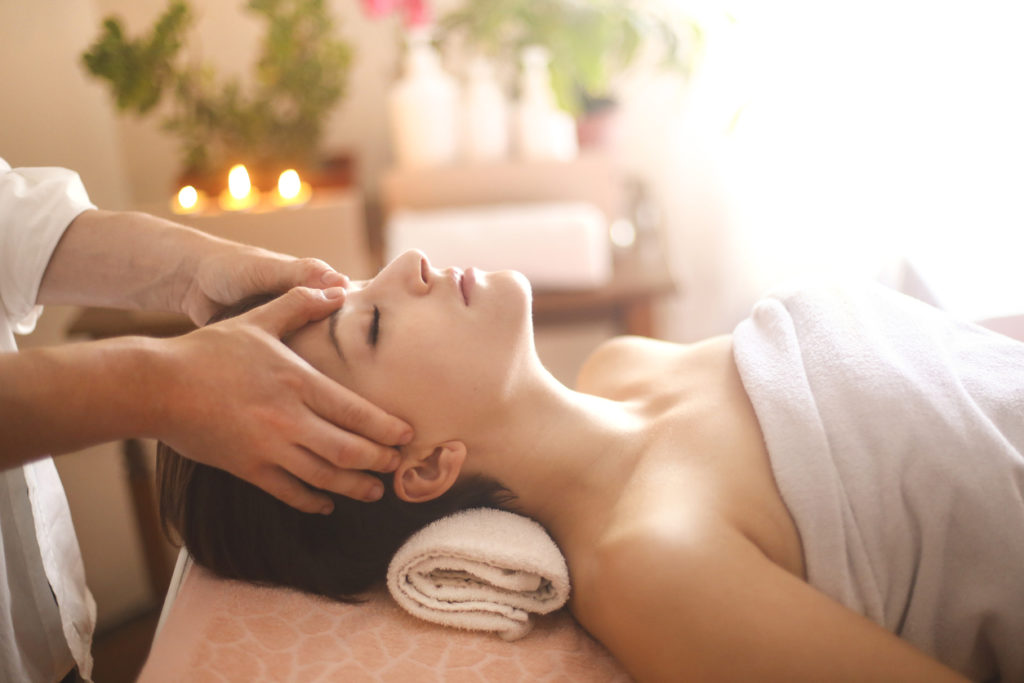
[1,157,97,682]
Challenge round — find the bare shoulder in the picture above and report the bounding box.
[576,335,680,399]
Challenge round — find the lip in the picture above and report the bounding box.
[460,267,475,305]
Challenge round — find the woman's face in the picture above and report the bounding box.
[288,249,534,441]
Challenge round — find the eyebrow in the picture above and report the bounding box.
[328,308,345,363]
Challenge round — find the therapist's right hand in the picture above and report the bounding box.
[152,286,413,513]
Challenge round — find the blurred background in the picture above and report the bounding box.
[2,0,1022,679]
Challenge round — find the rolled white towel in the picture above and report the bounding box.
[386,508,571,641]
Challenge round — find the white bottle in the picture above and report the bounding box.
[462,57,509,163]
[388,28,459,169]
[515,46,578,162]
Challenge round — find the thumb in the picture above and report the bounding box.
[245,286,346,338]
[251,256,350,292]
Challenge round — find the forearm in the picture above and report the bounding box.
[37,209,240,314]
[0,336,167,470]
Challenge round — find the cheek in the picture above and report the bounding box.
[357,350,473,430]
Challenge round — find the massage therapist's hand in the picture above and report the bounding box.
[154,286,413,512]
[179,244,349,326]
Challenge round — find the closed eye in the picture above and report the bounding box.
[367,306,380,347]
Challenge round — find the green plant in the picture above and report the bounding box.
[82,0,352,177]
[437,0,701,116]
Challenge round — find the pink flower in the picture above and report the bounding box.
[361,0,429,27]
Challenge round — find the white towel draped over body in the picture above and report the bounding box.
[733,285,1024,682]
[387,508,570,641]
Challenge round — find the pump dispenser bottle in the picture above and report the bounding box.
[463,57,510,163]
[515,46,578,162]
[388,28,459,169]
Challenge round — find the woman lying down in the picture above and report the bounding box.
[157,249,1024,682]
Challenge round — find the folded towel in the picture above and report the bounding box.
[386,508,570,641]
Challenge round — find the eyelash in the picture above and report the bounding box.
[368,306,381,347]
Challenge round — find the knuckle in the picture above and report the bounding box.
[298,257,331,276]
[278,490,319,514]
[305,461,340,491]
[274,367,307,395]
[334,437,382,470]
[337,399,370,426]
[262,476,316,513]
[372,445,398,470]
[252,403,295,433]
[288,285,319,304]
[324,439,357,469]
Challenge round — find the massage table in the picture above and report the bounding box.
[139,551,630,682]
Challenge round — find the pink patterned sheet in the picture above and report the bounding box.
[139,564,631,682]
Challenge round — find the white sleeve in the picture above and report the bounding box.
[0,157,96,333]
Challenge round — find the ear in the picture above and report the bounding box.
[393,441,467,503]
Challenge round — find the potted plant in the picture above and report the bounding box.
[81,0,354,192]
[435,0,702,145]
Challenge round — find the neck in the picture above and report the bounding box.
[461,362,648,551]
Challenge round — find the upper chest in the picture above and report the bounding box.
[570,335,806,585]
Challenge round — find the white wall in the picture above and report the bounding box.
[0,1,130,207]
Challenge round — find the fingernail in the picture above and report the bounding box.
[320,502,334,515]
[322,270,348,287]
[322,287,345,300]
[396,428,414,445]
[366,482,384,502]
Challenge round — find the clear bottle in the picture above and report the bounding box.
[462,56,509,163]
[515,46,578,162]
[388,28,459,169]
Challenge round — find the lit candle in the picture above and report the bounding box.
[171,184,206,214]
[218,164,259,211]
[272,168,312,207]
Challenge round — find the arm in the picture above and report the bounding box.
[4,207,412,510]
[583,522,970,683]
[37,208,346,324]
[0,287,410,510]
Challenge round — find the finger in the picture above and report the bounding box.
[299,418,402,473]
[245,286,346,338]
[284,448,386,503]
[257,465,337,514]
[254,256,350,293]
[304,372,414,448]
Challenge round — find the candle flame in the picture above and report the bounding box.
[228,164,252,199]
[278,169,302,200]
[177,185,199,210]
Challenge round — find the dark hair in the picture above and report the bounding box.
[156,293,512,601]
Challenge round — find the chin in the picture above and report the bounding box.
[504,269,533,301]
[487,270,534,337]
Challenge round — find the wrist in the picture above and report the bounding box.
[81,334,174,441]
[125,334,186,442]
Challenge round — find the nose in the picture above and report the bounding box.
[376,249,430,294]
